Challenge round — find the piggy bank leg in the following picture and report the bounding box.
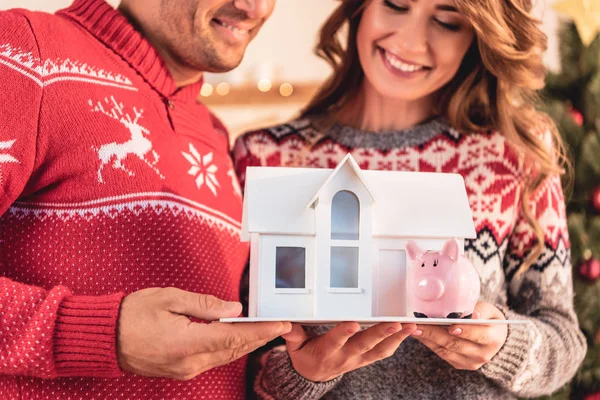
[446,312,463,319]
[414,312,429,318]
[462,313,473,319]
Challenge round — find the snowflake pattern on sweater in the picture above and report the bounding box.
[233,118,586,400]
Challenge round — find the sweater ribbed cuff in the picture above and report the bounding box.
[479,308,531,384]
[255,349,342,400]
[54,293,125,378]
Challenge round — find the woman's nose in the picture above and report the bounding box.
[394,19,428,54]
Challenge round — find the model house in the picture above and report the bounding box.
[241,154,476,320]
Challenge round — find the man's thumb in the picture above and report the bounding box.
[168,289,242,321]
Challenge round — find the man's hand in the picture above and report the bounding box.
[117,287,291,380]
[411,302,508,370]
[283,321,417,382]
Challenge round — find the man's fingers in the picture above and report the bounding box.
[165,288,242,321]
[177,339,271,380]
[344,322,402,355]
[186,321,291,353]
[360,323,417,364]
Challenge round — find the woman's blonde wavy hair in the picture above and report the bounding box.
[302,0,570,273]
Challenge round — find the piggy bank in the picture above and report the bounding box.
[405,239,480,319]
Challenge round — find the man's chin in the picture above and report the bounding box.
[203,55,245,74]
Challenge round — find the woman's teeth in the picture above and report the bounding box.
[385,51,424,73]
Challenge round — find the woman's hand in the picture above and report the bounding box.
[411,302,508,370]
[283,321,418,382]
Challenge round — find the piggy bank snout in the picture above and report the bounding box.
[415,276,445,301]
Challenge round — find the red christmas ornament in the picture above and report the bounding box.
[579,257,600,281]
[592,186,600,212]
[585,393,600,400]
[570,108,584,126]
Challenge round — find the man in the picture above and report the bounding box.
[0,0,289,398]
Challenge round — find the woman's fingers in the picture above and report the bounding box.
[283,323,310,352]
[316,321,361,353]
[412,324,484,357]
[344,322,402,354]
[417,336,488,370]
[360,323,418,364]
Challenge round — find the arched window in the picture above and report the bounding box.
[330,190,360,288]
[331,191,359,240]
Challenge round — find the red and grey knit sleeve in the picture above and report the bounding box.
[479,172,587,396]
[0,10,124,379]
[231,131,265,190]
[254,348,342,400]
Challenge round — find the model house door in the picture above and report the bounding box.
[375,249,406,316]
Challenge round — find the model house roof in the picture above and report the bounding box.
[241,154,476,241]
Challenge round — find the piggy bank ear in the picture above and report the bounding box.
[405,241,424,262]
[441,238,460,261]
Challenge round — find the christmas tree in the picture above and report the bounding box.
[539,2,600,398]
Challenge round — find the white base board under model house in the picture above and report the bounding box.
[222,154,527,326]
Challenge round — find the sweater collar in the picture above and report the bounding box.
[58,0,203,102]
[323,116,456,150]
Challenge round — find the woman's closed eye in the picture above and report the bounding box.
[435,19,461,32]
[383,0,462,32]
[383,0,408,13]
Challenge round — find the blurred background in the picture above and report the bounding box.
[2,1,600,399]
[0,0,560,138]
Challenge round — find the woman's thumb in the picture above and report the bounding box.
[283,323,308,352]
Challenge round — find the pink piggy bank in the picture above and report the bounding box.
[406,239,480,319]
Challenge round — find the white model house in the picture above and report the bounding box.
[241,154,476,320]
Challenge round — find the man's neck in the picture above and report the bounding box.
[117,3,203,88]
[155,50,204,88]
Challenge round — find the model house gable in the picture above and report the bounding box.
[305,153,375,209]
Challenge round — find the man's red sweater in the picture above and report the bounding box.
[0,0,249,398]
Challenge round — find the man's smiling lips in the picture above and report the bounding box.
[211,17,257,42]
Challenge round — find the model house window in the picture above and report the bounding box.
[275,247,306,289]
[331,191,359,240]
[330,247,359,288]
[330,190,359,288]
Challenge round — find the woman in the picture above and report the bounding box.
[234,0,587,398]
